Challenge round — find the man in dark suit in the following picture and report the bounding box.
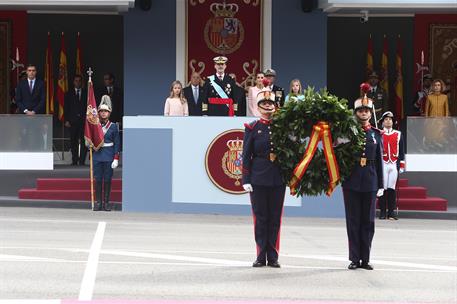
[264,68,285,108]
[97,73,123,125]
[64,75,88,165]
[201,56,237,116]
[183,72,204,116]
[16,64,45,115]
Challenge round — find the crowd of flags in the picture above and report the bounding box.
[43,32,83,121]
[366,34,404,123]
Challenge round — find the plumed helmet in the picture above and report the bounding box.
[98,95,112,112]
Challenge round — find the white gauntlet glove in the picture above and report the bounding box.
[243,184,253,192]
[111,159,119,169]
[376,189,385,197]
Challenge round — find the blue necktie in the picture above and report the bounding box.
[193,87,199,104]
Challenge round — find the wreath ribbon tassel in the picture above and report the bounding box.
[289,121,340,196]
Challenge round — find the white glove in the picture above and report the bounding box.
[243,184,253,192]
[399,168,405,174]
[111,159,119,169]
[376,189,385,197]
[334,137,351,147]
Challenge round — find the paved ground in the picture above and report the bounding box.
[0,207,456,303]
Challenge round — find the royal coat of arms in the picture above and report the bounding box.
[205,129,246,194]
[204,2,244,54]
[221,138,243,185]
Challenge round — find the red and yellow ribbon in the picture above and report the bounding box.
[289,121,340,196]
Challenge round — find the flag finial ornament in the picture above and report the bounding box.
[87,67,93,82]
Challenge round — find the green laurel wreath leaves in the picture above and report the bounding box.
[271,87,365,196]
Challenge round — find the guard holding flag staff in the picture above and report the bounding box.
[93,95,120,211]
[342,83,384,270]
[242,88,286,268]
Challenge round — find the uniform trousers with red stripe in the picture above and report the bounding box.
[250,185,286,263]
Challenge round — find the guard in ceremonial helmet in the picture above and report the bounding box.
[242,88,285,268]
[342,83,384,270]
[93,95,120,211]
[201,56,238,116]
[378,111,405,220]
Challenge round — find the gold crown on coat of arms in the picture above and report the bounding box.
[210,2,239,17]
[226,138,243,151]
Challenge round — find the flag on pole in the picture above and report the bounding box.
[84,69,104,151]
[56,32,68,121]
[366,34,373,79]
[379,35,389,99]
[44,32,54,115]
[394,36,404,123]
[75,32,83,76]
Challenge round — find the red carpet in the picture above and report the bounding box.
[18,178,122,202]
[18,178,447,211]
[387,179,447,211]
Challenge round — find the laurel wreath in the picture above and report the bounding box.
[271,87,365,196]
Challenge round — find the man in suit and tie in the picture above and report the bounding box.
[16,64,45,115]
[64,75,87,165]
[201,56,237,116]
[183,72,204,116]
[98,73,123,125]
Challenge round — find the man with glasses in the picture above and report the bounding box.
[183,72,204,116]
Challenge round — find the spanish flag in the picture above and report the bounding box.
[380,35,389,99]
[366,34,373,79]
[56,32,68,121]
[44,32,54,115]
[394,36,404,123]
[75,32,83,76]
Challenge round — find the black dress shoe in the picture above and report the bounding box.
[388,216,398,220]
[348,262,359,270]
[379,215,386,220]
[360,262,374,270]
[267,261,281,268]
[252,260,266,267]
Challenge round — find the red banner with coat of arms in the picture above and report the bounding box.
[186,0,262,88]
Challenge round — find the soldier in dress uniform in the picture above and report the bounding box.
[342,83,384,270]
[366,71,388,121]
[242,88,285,268]
[378,111,405,220]
[93,95,120,212]
[201,56,237,116]
[413,74,433,116]
[264,68,285,108]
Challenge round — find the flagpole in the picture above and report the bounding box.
[89,145,94,210]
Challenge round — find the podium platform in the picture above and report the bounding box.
[123,116,346,217]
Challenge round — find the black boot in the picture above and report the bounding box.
[379,192,387,219]
[93,181,103,211]
[387,189,398,220]
[103,181,112,211]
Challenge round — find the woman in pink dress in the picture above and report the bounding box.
[164,80,189,116]
[247,72,265,117]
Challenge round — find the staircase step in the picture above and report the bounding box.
[398,186,427,199]
[18,189,122,202]
[36,178,122,190]
[397,197,447,211]
[398,179,408,187]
